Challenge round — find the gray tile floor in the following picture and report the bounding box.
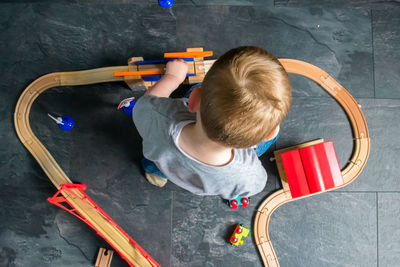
[0,1,399,267]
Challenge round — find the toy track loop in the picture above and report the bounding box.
[254,59,370,266]
[14,58,369,267]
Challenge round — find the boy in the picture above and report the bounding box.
[132,46,292,199]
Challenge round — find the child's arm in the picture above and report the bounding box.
[145,59,188,98]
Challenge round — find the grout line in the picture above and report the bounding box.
[371,9,377,99]
[376,192,379,267]
[170,191,174,267]
[288,95,380,101]
[329,190,400,193]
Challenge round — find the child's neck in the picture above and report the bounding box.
[178,121,234,167]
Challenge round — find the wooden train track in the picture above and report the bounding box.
[14,66,161,266]
[254,59,370,266]
[14,57,369,266]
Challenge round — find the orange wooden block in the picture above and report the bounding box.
[164,51,213,58]
[114,70,162,77]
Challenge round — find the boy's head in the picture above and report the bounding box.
[199,46,292,148]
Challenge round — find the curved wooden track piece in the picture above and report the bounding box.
[254,59,370,266]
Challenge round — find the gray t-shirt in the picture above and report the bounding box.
[132,94,267,199]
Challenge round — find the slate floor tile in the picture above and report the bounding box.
[2,2,398,267]
[373,8,400,99]
[0,227,93,267]
[344,98,400,191]
[0,3,177,83]
[0,127,94,267]
[3,0,274,5]
[276,96,354,170]
[176,5,373,98]
[275,0,400,9]
[176,0,274,6]
[171,191,263,267]
[0,125,53,190]
[30,91,75,177]
[276,97,400,193]
[378,193,400,266]
[269,192,377,267]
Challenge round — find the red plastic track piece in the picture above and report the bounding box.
[47,184,160,267]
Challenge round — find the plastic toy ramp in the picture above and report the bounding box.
[254,59,370,267]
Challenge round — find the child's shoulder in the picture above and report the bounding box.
[135,95,190,119]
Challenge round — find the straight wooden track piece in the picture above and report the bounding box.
[125,57,145,89]
[186,47,206,84]
[95,248,114,267]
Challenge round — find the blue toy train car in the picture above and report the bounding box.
[228,196,249,209]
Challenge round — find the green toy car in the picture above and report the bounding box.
[230,224,250,246]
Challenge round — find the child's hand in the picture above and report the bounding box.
[164,59,188,85]
[145,59,188,97]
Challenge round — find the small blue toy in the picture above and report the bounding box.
[228,196,249,209]
[48,114,74,131]
[159,0,174,8]
[118,97,136,115]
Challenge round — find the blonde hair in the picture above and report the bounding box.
[200,46,292,148]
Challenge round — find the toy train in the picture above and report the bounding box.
[228,196,249,209]
[230,224,250,246]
